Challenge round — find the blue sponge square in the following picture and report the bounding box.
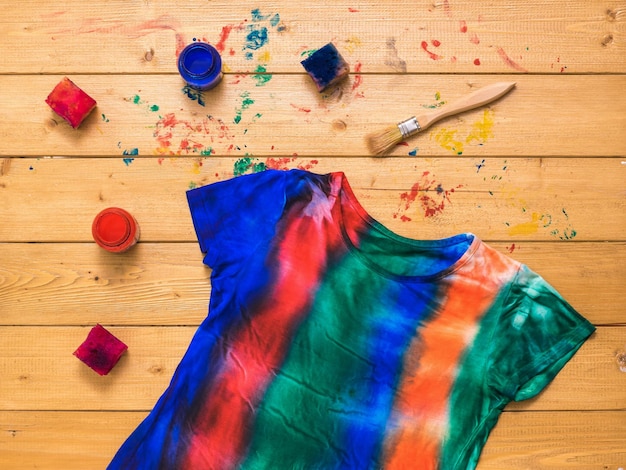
[301,43,350,92]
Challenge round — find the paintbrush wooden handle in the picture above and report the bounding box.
[416,82,516,130]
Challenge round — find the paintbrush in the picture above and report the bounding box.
[366,81,516,155]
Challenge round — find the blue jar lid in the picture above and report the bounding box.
[178,42,223,90]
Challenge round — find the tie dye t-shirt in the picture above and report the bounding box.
[109,169,595,470]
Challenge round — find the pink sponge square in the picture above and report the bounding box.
[45,77,97,128]
[74,324,128,376]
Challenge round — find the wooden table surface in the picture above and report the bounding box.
[1,1,625,468]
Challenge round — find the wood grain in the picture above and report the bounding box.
[1,0,624,467]
[1,242,624,325]
[0,1,624,74]
[1,157,624,242]
[0,75,625,157]
[0,326,623,412]
[0,410,624,469]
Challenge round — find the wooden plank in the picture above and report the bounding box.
[0,410,624,469]
[1,1,624,74]
[1,157,624,242]
[1,75,625,157]
[0,326,622,412]
[0,242,623,326]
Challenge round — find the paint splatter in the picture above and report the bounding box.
[351,62,364,97]
[394,171,462,220]
[251,65,273,86]
[123,158,135,166]
[408,148,419,156]
[215,25,234,54]
[432,128,465,155]
[101,114,110,122]
[507,209,576,240]
[473,58,481,66]
[345,36,362,54]
[459,20,468,33]
[154,113,235,155]
[475,159,486,173]
[182,86,206,106]
[128,95,160,113]
[432,109,496,155]
[421,40,444,60]
[234,91,255,124]
[233,156,318,176]
[466,109,495,145]
[422,91,447,109]
[495,47,528,73]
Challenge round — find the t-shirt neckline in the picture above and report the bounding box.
[332,171,481,282]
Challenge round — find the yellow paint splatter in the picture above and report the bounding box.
[432,128,464,155]
[258,51,271,63]
[466,109,495,145]
[345,36,362,53]
[508,212,540,236]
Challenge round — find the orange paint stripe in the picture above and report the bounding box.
[384,245,514,469]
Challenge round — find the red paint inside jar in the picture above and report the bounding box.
[92,208,139,252]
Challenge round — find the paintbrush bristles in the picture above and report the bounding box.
[366,125,404,156]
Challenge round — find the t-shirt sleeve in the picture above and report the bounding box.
[488,265,596,402]
[186,170,288,269]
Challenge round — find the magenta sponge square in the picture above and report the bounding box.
[45,77,97,128]
[74,324,128,376]
[301,43,350,92]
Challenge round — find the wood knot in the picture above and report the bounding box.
[148,364,164,375]
[600,34,614,47]
[606,8,617,21]
[332,119,347,132]
[616,349,626,372]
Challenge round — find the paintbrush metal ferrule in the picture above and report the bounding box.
[397,117,421,138]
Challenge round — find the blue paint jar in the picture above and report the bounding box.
[178,42,223,90]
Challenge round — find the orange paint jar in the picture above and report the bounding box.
[92,207,140,253]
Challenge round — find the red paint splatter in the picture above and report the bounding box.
[351,62,363,93]
[175,33,186,57]
[495,47,528,72]
[506,243,517,253]
[473,58,481,65]
[348,8,359,12]
[290,104,312,113]
[154,113,235,155]
[432,39,441,47]
[215,25,233,53]
[469,33,480,45]
[421,41,444,60]
[264,157,319,171]
[443,0,452,17]
[459,20,468,33]
[393,171,463,220]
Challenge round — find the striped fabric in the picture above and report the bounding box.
[108,169,594,470]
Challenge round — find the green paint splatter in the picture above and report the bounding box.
[133,95,141,104]
[252,65,273,86]
[149,104,159,112]
[200,147,213,156]
[234,92,255,124]
[300,49,318,58]
[189,181,198,189]
[233,157,266,176]
[101,114,110,122]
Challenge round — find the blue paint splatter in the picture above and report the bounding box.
[245,27,269,51]
[182,86,205,106]
[123,148,138,165]
[475,159,486,173]
[408,148,419,156]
